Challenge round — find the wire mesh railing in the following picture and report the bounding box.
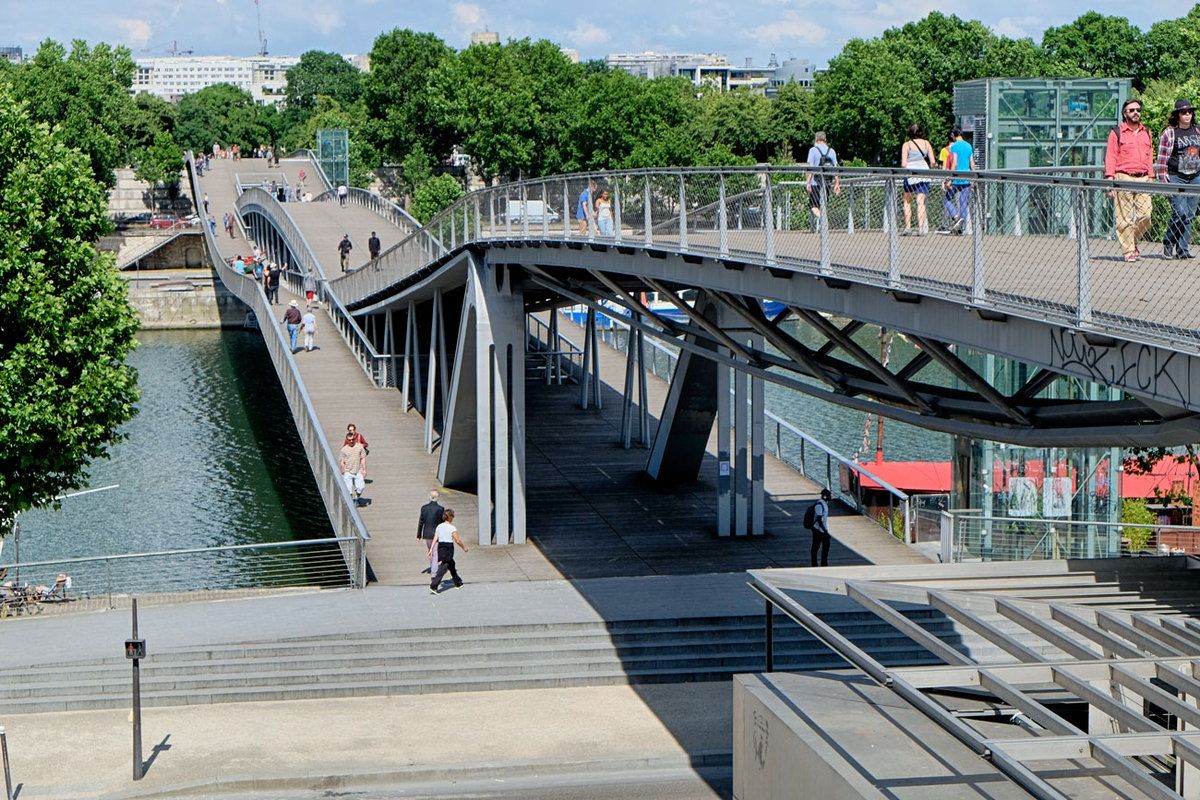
[575,308,913,540]
[324,166,1200,360]
[947,514,1200,562]
[0,537,358,615]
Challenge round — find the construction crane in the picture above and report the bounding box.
[254,0,268,56]
[143,40,194,56]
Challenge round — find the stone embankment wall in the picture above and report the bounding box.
[124,269,252,330]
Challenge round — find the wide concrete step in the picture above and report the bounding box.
[0,648,942,713]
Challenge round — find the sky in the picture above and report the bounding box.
[0,1,1190,68]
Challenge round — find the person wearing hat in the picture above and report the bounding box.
[282,300,303,353]
[1105,98,1155,262]
[337,233,353,272]
[1156,99,1200,259]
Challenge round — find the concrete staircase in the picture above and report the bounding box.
[0,610,1019,714]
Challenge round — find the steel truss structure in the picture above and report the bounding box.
[750,559,1200,799]
[519,265,1195,446]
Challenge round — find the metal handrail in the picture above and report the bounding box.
[313,185,424,233]
[185,152,371,587]
[287,149,335,193]
[0,536,357,571]
[585,309,912,540]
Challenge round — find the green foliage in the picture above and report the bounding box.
[174,84,278,154]
[0,85,140,524]
[876,507,906,541]
[285,50,362,114]
[132,131,183,209]
[411,174,465,223]
[399,145,436,195]
[5,39,138,186]
[363,29,455,165]
[280,97,376,187]
[1121,498,1157,553]
[124,93,177,154]
[1041,12,1147,85]
[564,72,697,170]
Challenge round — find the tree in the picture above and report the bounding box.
[132,130,184,211]
[770,81,815,162]
[0,85,140,525]
[812,38,938,165]
[363,29,455,165]
[6,39,138,186]
[280,96,377,187]
[124,93,177,154]
[1144,7,1200,84]
[1041,12,1147,85]
[174,84,275,154]
[411,174,465,223]
[692,87,776,162]
[285,50,362,113]
[563,72,697,170]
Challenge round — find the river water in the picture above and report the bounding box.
[14,330,332,566]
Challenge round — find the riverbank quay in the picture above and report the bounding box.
[0,574,873,798]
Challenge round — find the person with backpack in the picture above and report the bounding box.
[805,132,841,229]
[1105,98,1154,263]
[804,488,833,567]
[1155,99,1200,259]
[900,123,936,236]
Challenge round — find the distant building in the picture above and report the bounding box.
[0,45,22,65]
[131,54,366,105]
[471,30,500,46]
[560,48,580,64]
[606,50,812,95]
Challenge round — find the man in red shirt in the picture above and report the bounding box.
[1104,98,1155,262]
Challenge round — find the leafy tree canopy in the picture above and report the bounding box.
[1042,12,1147,85]
[285,50,362,114]
[7,39,137,186]
[0,85,140,524]
[363,29,455,165]
[174,83,278,154]
[411,173,465,223]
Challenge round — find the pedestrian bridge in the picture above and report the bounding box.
[187,151,1200,577]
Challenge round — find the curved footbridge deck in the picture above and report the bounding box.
[191,154,926,586]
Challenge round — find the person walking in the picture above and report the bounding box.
[265,261,281,306]
[805,132,841,229]
[301,305,318,351]
[302,269,318,305]
[430,508,468,593]
[203,192,209,214]
[1156,99,1200,259]
[595,189,615,236]
[416,490,445,574]
[338,432,367,506]
[942,127,975,235]
[368,231,381,263]
[282,300,302,353]
[207,215,217,236]
[337,183,349,207]
[346,423,369,478]
[1105,98,1155,262]
[338,234,353,272]
[900,123,936,236]
[576,180,596,235]
[224,212,236,239]
[807,488,833,567]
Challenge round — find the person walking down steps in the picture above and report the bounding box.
[804,488,833,567]
[430,508,468,594]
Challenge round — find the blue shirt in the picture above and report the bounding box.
[806,145,838,168]
[576,188,591,220]
[949,139,973,185]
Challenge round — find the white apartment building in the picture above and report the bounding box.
[132,54,364,105]
[605,50,813,96]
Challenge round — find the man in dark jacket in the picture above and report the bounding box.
[416,489,445,574]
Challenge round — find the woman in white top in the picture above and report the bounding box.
[900,123,937,236]
[594,189,614,237]
[430,508,469,593]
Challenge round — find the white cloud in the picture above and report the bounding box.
[991,16,1043,39]
[568,20,610,46]
[452,2,485,31]
[311,10,343,35]
[742,11,827,46]
[113,18,153,48]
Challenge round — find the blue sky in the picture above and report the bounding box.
[0,1,1189,68]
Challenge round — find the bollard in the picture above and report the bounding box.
[0,726,12,800]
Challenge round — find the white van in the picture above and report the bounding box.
[505,199,561,225]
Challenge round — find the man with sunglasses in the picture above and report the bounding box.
[1105,98,1155,262]
[1156,99,1200,259]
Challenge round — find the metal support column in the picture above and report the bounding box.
[717,357,732,537]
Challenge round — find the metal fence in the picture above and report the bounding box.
[323,165,1200,358]
[185,153,371,587]
[578,309,914,540]
[526,314,583,385]
[947,514,1200,562]
[313,186,424,237]
[0,538,357,615]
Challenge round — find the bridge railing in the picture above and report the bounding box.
[186,153,371,587]
[526,314,583,385]
[287,149,335,193]
[948,514,1200,562]
[330,165,1200,357]
[579,309,913,541]
[312,186,425,239]
[236,187,399,386]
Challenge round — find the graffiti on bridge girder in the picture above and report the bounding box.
[1047,329,1192,408]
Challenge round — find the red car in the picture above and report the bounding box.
[148,213,182,229]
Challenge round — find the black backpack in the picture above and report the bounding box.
[803,502,818,529]
[816,145,835,167]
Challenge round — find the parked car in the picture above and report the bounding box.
[148,213,182,229]
[504,200,561,225]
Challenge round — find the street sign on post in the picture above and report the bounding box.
[128,599,145,780]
